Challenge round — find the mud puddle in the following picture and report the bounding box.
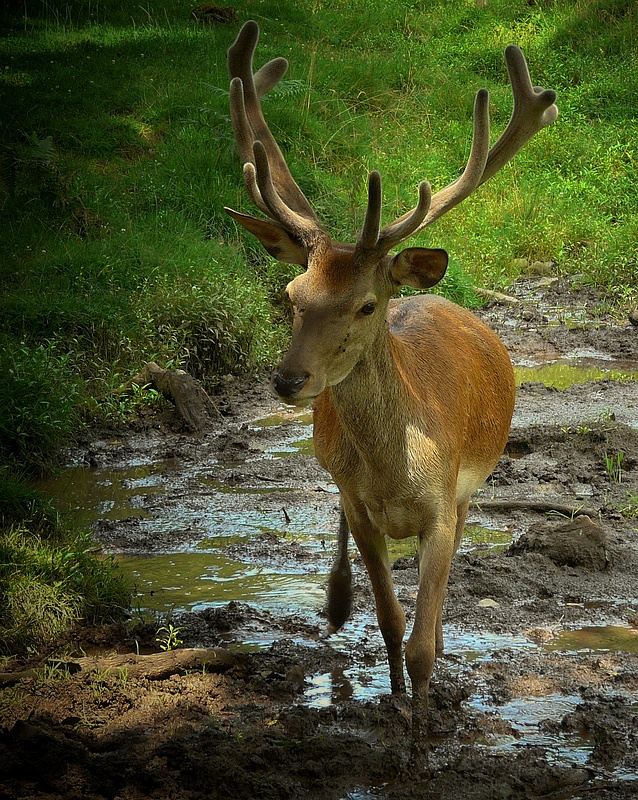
[4,278,638,800]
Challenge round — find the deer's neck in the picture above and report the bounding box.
[330,329,408,447]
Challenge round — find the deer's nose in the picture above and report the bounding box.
[272,371,309,398]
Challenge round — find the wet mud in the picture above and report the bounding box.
[2,278,638,799]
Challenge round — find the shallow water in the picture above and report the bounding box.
[37,393,638,782]
[515,360,638,389]
[544,624,638,654]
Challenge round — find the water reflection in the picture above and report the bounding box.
[37,462,170,525]
[543,625,638,654]
[123,549,328,615]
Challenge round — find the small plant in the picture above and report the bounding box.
[90,669,112,702]
[33,661,71,684]
[116,666,129,689]
[604,450,624,484]
[0,685,27,716]
[105,382,168,425]
[156,624,183,652]
[597,408,618,426]
[620,492,638,519]
[575,424,593,436]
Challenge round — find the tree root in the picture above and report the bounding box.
[0,647,235,686]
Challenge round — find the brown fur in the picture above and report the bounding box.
[224,20,556,763]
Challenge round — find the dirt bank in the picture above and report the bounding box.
[1,277,637,800]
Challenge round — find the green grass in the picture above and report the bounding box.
[0,475,129,656]
[0,0,636,651]
[0,521,130,655]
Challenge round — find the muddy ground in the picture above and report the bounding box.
[1,277,638,800]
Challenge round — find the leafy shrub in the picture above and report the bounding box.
[0,525,129,655]
[0,467,57,529]
[0,338,81,473]
[140,270,277,382]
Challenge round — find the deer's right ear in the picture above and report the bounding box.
[225,208,308,266]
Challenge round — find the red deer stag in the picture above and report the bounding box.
[225,21,557,760]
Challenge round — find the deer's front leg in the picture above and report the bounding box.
[343,497,406,694]
[405,509,457,763]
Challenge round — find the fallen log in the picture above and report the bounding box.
[471,499,599,518]
[473,287,520,306]
[0,647,235,686]
[120,361,219,432]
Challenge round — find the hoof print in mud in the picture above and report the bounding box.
[508,515,610,570]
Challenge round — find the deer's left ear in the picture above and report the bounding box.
[390,247,449,289]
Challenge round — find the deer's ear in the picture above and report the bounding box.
[390,247,449,289]
[225,208,308,266]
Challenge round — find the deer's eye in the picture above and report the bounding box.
[360,302,376,316]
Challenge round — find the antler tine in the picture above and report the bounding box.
[377,180,432,251]
[251,141,326,238]
[480,44,558,185]
[421,88,491,228]
[229,78,268,215]
[228,21,324,238]
[358,172,433,253]
[254,57,288,96]
[359,171,382,250]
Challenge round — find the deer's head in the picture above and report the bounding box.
[225,21,557,405]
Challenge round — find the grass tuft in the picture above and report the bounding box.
[0,523,129,655]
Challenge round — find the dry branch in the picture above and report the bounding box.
[473,287,520,306]
[471,499,599,518]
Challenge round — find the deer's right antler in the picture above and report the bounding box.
[227,21,327,246]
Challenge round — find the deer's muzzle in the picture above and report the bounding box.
[272,370,310,401]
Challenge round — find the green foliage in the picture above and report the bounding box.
[604,450,624,484]
[156,623,183,652]
[0,467,58,529]
[0,338,81,473]
[0,524,130,655]
[621,492,638,519]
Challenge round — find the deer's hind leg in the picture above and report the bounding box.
[434,497,469,656]
[326,506,353,633]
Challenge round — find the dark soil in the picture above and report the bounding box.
[1,277,637,800]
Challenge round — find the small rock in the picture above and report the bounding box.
[478,598,500,608]
[525,627,557,644]
[629,309,638,327]
[527,260,555,277]
[532,276,559,289]
[570,483,594,498]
